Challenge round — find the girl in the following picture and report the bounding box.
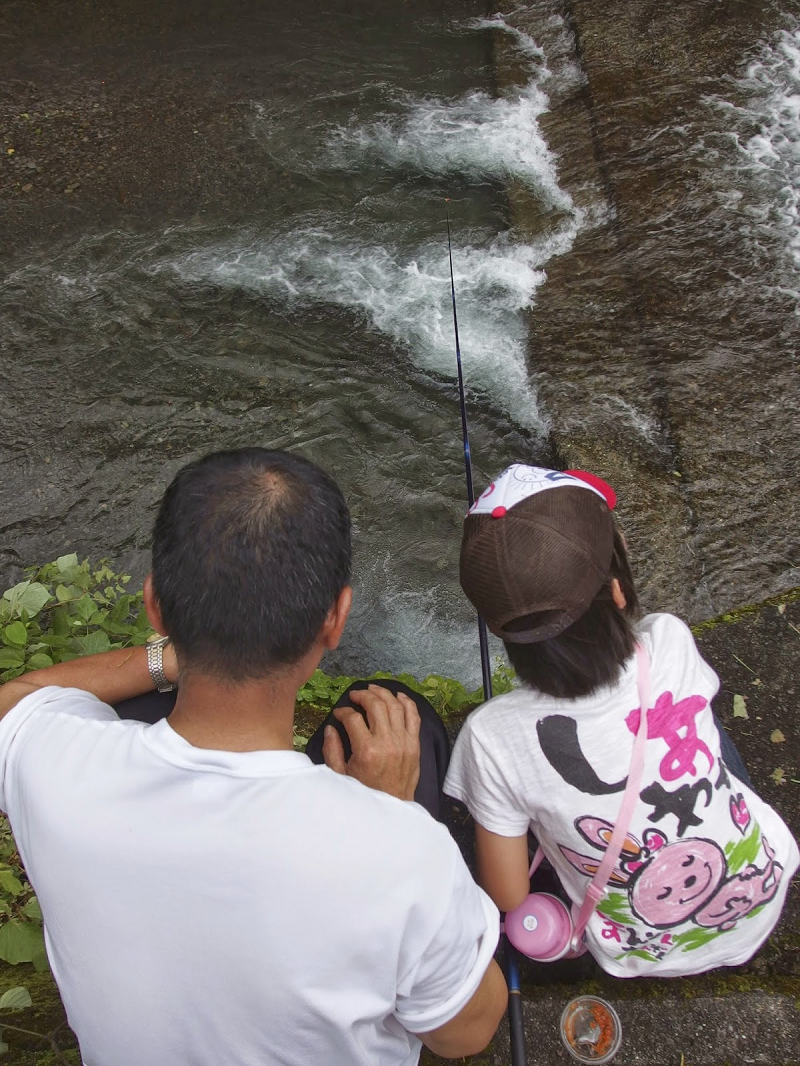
[444,463,798,977]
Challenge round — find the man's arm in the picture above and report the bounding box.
[0,644,177,721]
[419,957,507,1058]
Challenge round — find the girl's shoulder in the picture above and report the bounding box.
[637,612,719,697]
[636,611,695,646]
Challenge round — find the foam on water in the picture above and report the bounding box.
[327,15,578,215]
[469,12,547,64]
[173,14,589,432]
[705,18,800,286]
[466,10,585,97]
[328,83,572,214]
[7,15,594,682]
[171,223,584,430]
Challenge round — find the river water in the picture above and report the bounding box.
[2,0,799,684]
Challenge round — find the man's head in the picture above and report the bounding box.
[148,449,352,681]
[459,464,639,699]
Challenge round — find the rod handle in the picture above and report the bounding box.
[504,939,528,1066]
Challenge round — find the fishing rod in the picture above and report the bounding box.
[444,201,493,704]
[444,201,528,1066]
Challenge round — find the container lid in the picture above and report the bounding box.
[560,996,622,1064]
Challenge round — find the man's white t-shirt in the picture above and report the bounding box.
[0,687,499,1066]
[444,614,799,977]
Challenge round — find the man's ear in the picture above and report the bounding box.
[143,574,167,636]
[321,586,353,651]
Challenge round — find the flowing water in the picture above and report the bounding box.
[2,0,799,684]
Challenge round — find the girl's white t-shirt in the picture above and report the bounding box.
[445,613,799,977]
[0,688,499,1066]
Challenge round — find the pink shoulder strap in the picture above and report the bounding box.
[528,643,651,950]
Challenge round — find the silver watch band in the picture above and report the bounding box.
[146,636,175,693]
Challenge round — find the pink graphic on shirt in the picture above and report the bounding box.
[600,918,624,942]
[561,817,783,934]
[630,837,726,927]
[730,794,751,834]
[626,690,713,781]
[693,837,781,930]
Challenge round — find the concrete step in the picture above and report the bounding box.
[489,985,800,1066]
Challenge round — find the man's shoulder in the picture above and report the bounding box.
[0,686,117,737]
[1,685,118,728]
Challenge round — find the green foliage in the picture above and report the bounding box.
[0,555,154,971]
[0,821,46,972]
[0,554,152,683]
[297,660,515,718]
[0,989,32,1013]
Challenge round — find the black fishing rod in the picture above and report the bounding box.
[444,201,493,704]
[444,202,528,1066]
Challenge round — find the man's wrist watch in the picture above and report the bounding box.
[146,635,176,693]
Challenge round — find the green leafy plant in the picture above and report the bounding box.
[0,554,153,683]
[0,555,155,970]
[297,660,515,718]
[0,820,46,972]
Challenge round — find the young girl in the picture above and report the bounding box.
[444,463,799,977]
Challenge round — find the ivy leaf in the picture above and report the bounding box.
[74,596,96,623]
[292,733,309,752]
[2,582,50,620]
[732,694,748,719]
[0,987,32,1011]
[25,653,53,671]
[2,624,27,649]
[0,921,46,965]
[21,898,41,922]
[50,607,70,638]
[73,630,111,656]
[0,869,23,896]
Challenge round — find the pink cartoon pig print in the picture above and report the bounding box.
[561,817,783,932]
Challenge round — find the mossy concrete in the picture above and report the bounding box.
[0,966,78,1063]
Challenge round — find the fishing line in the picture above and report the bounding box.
[444,201,528,1066]
[444,201,494,703]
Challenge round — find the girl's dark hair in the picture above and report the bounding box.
[503,527,639,700]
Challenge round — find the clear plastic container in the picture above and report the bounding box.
[560,996,622,1064]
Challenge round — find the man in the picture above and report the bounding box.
[0,448,506,1066]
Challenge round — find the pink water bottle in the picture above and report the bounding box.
[504,892,576,962]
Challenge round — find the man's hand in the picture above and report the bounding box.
[322,685,421,801]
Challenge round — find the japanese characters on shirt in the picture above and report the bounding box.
[539,679,784,965]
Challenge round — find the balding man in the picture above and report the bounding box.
[0,448,505,1066]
